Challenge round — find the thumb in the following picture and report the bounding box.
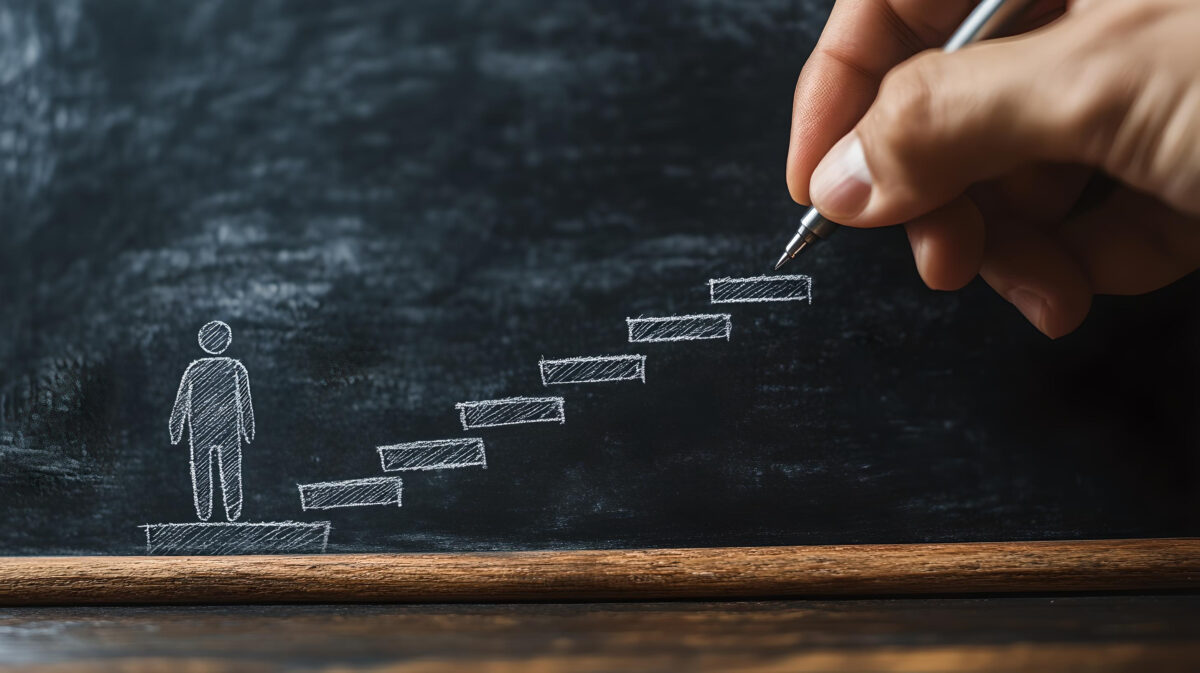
[808,18,1117,227]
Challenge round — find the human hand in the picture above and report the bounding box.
[786,0,1200,338]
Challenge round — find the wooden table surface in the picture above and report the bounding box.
[1,594,1197,672]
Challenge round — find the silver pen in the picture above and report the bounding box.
[774,0,1035,271]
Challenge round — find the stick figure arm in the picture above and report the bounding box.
[236,361,255,443]
[169,363,194,444]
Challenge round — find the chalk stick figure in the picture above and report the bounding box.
[168,321,255,521]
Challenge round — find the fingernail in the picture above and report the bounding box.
[1004,287,1050,336]
[810,132,873,219]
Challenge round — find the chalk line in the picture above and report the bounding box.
[378,437,487,472]
[709,274,813,304]
[539,354,646,385]
[626,314,732,343]
[298,477,403,510]
[455,396,566,430]
[141,521,331,555]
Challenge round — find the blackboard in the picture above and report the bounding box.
[1,0,1197,556]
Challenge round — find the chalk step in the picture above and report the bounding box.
[455,396,565,429]
[627,313,731,343]
[299,477,403,510]
[141,521,331,555]
[540,355,646,385]
[379,438,487,472]
[709,274,812,304]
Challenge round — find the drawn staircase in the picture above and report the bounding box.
[290,275,812,526]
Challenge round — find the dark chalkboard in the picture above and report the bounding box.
[1,0,1197,556]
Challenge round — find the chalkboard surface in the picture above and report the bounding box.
[2,0,1197,556]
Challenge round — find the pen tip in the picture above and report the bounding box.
[773,253,791,272]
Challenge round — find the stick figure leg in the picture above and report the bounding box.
[217,442,243,522]
[190,443,214,521]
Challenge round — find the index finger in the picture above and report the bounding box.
[786,0,977,205]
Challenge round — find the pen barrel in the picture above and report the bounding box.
[945,0,1035,52]
[800,208,838,239]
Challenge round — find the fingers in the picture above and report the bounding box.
[786,0,979,205]
[976,186,1200,338]
[980,218,1093,339]
[811,1,1200,226]
[808,27,1086,227]
[977,163,1096,225]
[904,194,985,291]
[1060,188,1200,295]
[901,188,1095,337]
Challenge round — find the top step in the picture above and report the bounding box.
[709,274,812,304]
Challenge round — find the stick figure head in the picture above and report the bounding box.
[198,320,232,355]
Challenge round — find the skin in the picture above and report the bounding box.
[786,0,1200,338]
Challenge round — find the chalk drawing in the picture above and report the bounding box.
[540,355,646,385]
[141,521,331,555]
[378,438,487,472]
[455,396,566,430]
[168,320,254,522]
[626,314,732,343]
[299,477,403,510]
[709,274,812,304]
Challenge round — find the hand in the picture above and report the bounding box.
[786,0,1200,338]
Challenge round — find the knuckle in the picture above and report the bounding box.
[1050,2,1178,167]
[1044,22,1154,164]
[869,53,942,155]
[1058,66,1139,165]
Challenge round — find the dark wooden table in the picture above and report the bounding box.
[2,595,1197,672]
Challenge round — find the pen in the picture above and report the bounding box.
[774,0,1036,271]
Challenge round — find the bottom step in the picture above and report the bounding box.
[299,477,403,511]
[141,521,331,555]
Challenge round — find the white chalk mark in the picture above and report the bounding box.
[298,477,403,510]
[455,396,566,430]
[709,274,813,304]
[378,438,487,472]
[141,521,331,555]
[539,355,646,385]
[626,314,732,343]
[168,320,254,522]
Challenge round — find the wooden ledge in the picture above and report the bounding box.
[0,538,1195,605]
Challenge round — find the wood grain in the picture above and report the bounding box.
[3,597,1200,672]
[0,538,1195,605]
